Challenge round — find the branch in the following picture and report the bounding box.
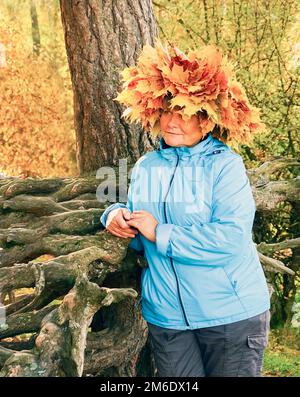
[253,176,300,211]
[257,251,295,275]
[0,231,130,268]
[257,237,300,257]
[0,277,138,377]
[247,157,300,187]
[0,304,58,339]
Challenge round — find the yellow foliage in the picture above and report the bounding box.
[0,3,77,178]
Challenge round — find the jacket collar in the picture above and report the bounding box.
[158,132,221,161]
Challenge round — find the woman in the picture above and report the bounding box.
[100,40,271,377]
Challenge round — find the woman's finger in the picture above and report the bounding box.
[116,214,131,229]
[130,213,145,218]
[110,228,137,238]
[126,219,141,229]
[115,224,138,233]
[112,218,138,232]
[109,224,137,238]
[109,230,133,238]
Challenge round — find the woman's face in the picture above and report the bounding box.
[159,108,204,147]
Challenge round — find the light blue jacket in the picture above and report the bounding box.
[100,132,270,330]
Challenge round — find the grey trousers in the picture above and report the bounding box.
[147,310,271,377]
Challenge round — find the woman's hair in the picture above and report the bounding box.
[210,124,229,143]
[194,110,228,143]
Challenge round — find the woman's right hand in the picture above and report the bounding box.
[106,208,139,238]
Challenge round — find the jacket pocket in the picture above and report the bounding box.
[222,249,253,293]
[221,266,249,313]
[247,334,268,349]
[222,266,240,291]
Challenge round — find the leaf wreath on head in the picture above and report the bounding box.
[113,37,266,144]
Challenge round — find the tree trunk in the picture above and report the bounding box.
[59,0,158,174]
[30,0,41,56]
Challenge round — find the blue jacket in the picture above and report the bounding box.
[100,132,270,330]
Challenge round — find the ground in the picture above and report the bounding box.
[263,328,300,377]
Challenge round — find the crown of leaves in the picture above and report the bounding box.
[113,38,266,143]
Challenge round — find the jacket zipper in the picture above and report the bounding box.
[160,147,225,327]
[163,152,190,327]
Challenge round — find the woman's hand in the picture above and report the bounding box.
[126,210,158,243]
[106,208,139,238]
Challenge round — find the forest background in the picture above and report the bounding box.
[0,0,299,376]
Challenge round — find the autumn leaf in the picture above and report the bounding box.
[113,37,265,141]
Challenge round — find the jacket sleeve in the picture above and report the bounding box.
[100,164,145,256]
[155,155,256,267]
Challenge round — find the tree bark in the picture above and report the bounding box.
[59,0,159,174]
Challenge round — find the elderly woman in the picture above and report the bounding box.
[100,40,271,377]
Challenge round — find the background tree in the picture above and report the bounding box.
[59,0,158,174]
[30,0,41,56]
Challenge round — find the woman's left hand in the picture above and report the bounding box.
[126,210,158,243]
